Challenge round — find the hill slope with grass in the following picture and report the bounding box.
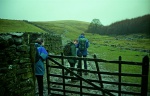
[32,20,89,37]
[0,19,45,33]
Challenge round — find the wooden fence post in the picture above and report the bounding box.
[77,56,83,96]
[46,51,50,95]
[61,52,66,96]
[141,55,149,96]
[118,56,122,96]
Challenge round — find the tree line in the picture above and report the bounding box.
[86,14,150,36]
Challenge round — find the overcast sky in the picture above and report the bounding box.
[0,0,150,25]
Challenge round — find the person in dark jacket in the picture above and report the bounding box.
[76,33,89,75]
[65,40,77,81]
[35,38,48,96]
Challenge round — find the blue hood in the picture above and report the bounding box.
[35,43,41,47]
[78,35,85,38]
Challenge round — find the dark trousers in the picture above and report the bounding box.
[36,75,43,96]
[65,62,75,76]
[77,55,87,70]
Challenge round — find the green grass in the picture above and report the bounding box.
[89,43,148,92]
[32,20,90,44]
[32,20,89,35]
[85,34,149,92]
[0,19,45,33]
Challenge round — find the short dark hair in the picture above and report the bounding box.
[81,33,85,35]
[35,38,43,44]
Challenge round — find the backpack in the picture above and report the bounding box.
[78,38,87,50]
[63,42,72,56]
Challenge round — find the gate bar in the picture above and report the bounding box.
[94,54,105,95]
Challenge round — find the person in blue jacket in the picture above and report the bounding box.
[35,38,48,96]
[76,33,89,75]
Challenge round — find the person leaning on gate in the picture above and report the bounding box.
[76,33,89,75]
[35,38,48,96]
[64,40,78,82]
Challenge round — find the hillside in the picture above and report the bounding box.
[0,19,45,33]
[0,19,89,38]
[0,19,149,50]
[31,20,89,38]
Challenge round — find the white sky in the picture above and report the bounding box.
[0,0,150,25]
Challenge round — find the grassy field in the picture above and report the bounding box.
[84,33,150,92]
[0,19,149,92]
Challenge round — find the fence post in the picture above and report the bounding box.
[118,56,122,96]
[46,51,50,95]
[141,55,149,96]
[79,56,83,96]
[61,52,66,96]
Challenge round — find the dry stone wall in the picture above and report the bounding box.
[43,33,62,54]
[0,32,62,96]
[28,33,62,54]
